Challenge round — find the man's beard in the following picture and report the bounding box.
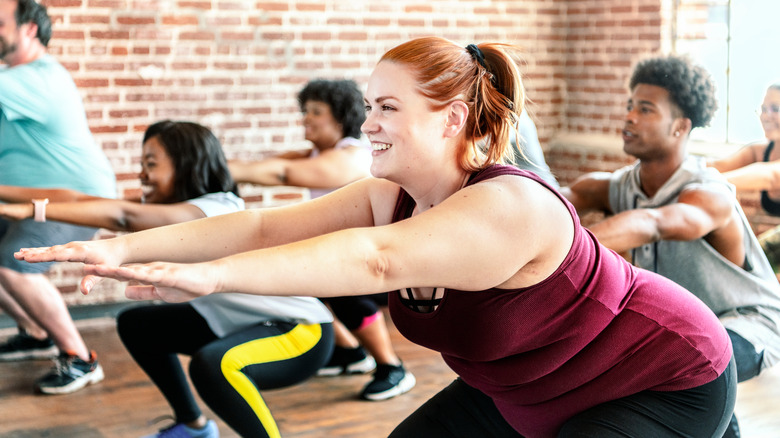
[0,38,17,61]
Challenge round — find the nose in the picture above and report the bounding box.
[361,111,377,135]
[624,107,637,124]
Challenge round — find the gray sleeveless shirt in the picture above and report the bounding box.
[609,155,780,369]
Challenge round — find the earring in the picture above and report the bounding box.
[674,131,680,137]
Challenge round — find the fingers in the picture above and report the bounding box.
[125,285,161,301]
[83,263,163,284]
[15,244,82,263]
[14,247,55,262]
[80,275,101,295]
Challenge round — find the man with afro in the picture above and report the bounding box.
[562,54,780,438]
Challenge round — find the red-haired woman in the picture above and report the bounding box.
[18,38,735,437]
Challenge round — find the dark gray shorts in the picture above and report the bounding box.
[0,218,97,274]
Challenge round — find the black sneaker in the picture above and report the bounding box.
[0,331,58,361]
[36,350,104,395]
[360,363,416,401]
[317,346,376,376]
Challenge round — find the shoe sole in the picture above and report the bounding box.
[317,356,377,377]
[38,364,105,395]
[361,372,416,401]
[0,346,59,362]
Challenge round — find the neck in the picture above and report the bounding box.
[408,167,470,214]
[313,136,343,151]
[638,155,685,198]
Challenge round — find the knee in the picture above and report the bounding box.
[188,348,224,388]
[116,308,144,347]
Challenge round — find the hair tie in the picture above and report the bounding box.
[466,44,487,69]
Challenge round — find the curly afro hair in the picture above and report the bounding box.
[297,79,365,139]
[629,55,718,129]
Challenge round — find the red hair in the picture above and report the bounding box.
[380,37,525,171]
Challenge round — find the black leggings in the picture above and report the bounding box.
[390,357,737,438]
[320,294,387,330]
[117,303,333,438]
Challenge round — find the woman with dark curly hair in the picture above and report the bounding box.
[229,78,370,195]
[230,78,415,402]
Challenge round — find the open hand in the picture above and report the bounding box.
[82,261,221,303]
[15,239,122,267]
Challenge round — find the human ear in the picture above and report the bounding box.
[672,117,692,138]
[21,22,38,40]
[444,101,469,138]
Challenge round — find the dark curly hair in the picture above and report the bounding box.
[297,79,365,139]
[629,55,718,129]
[143,120,238,203]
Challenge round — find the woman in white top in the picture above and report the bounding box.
[2,120,334,438]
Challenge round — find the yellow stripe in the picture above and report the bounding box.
[220,323,323,438]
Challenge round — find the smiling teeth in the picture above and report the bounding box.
[373,143,392,151]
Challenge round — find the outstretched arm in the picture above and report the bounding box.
[722,161,780,192]
[229,146,371,188]
[18,176,572,304]
[0,198,208,232]
[707,142,780,192]
[709,143,763,174]
[0,186,98,203]
[16,177,387,268]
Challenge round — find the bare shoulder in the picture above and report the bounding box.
[359,177,402,226]
[462,174,572,224]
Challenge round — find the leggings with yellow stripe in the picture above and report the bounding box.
[117,303,334,438]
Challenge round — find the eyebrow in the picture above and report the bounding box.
[628,98,656,108]
[365,96,397,104]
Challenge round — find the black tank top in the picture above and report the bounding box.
[760,141,780,215]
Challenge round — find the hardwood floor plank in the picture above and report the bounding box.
[1,314,778,437]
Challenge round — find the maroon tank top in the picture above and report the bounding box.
[388,164,731,437]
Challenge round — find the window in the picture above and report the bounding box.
[674,0,780,145]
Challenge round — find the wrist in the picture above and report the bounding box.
[32,198,49,222]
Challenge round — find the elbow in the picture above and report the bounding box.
[361,241,396,292]
[768,170,780,191]
[365,250,391,283]
[111,214,132,232]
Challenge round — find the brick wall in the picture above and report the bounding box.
[44,0,574,200]
[40,0,743,306]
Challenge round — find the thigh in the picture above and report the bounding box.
[727,329,764,382]
[390,378,521,438]
[117,303,218,356]
[560,358,737,438]
[321,295,379,330]
[195,321,334,390]
[0,218,96,273]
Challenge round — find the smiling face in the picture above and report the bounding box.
[759,87,780,143]
[361,61,454,182]
[301,100,344,150]
[622,83,685,161]
[139,136,176,204]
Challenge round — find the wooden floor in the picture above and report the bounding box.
[1,313,779,437]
